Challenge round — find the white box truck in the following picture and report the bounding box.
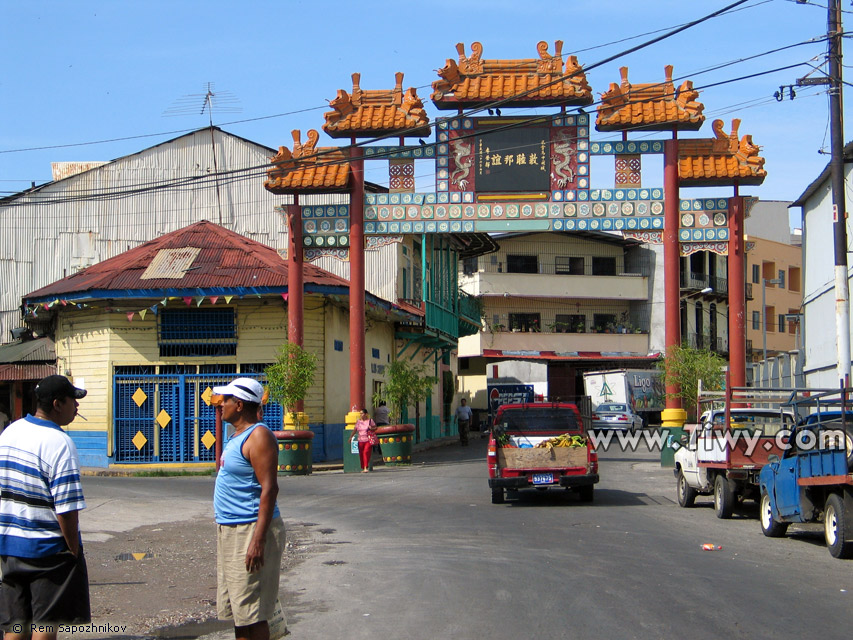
[582,369,664,427]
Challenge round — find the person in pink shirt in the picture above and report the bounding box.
[350,409,377,473]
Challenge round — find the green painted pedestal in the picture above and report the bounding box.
[376,424,416,466]
[273,430,314,475]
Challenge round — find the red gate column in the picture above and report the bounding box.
[348,145,366,425]
[287,196,305,412]
[727,195,746,389]
[662,137,686,428]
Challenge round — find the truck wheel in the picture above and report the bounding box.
[714,474,735,519]
[491,487,505,504]
[578,486,594,503]
[824,493,853,558]
[759,491,788,538]
[676,469,697,508]
[844,428,853,470]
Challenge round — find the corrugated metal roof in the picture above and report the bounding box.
[0,363,56,381]
[0,337,55,364]
[25,221,350,300]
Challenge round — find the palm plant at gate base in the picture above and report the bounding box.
[264,342,318,423]
[657,344,726,421]
[379,360,438,442]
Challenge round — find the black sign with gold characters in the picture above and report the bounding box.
[475,125,550,193]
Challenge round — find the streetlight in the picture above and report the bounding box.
[762,278,781,369]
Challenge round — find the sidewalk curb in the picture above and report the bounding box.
[81,434,465,477]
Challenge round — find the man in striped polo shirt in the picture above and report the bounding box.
[0,375,91,639]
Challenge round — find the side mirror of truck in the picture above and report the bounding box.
[767,454,780,464]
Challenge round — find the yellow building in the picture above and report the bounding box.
[22,221,412,467]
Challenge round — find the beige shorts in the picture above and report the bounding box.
[217,516,286,627]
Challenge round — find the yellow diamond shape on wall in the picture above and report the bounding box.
[156,409,172,428]
[201,387,213,406]
[132,388,148,407]
[132,431,148,450]
[201,430,216,450]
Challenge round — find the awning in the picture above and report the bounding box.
[0,337,56,382]
[0,363,56,381]
[482,349,661,361]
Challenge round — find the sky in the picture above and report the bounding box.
[1,0,848,231]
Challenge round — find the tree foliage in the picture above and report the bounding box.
[657,344,726,421]
[379,360,438,424]
[264,342,318,419]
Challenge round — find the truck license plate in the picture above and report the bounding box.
[532,473,555,485]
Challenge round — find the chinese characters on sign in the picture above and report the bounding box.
[475,127,550,193]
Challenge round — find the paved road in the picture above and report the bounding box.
[80,437,853,639]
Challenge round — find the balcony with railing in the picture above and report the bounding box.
[681,272,729,297]
[685,332,728,355]
[458,307,650,358]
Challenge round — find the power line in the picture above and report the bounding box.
[0,0,762,160]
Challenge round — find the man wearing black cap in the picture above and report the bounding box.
[0,374,91,639]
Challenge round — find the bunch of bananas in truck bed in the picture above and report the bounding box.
[535,433,586,449]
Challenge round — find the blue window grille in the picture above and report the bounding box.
[158,309,237,357]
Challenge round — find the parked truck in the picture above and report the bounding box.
[487,402,598,504]
[583,369,664,427]
[759,387,853,559]
[674,383,795,518]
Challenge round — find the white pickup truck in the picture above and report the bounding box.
[674,407,794,518]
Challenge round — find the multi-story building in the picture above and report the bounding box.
[458,231,665,410]
[743,201,803,386]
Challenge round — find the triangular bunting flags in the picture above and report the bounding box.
[196,297,204,307]
[139,309,147,320]
[183,297,193,306]
[281,293,289,302]
[224,296,233,304]
[210,296,219,305]
[127,312,135,322]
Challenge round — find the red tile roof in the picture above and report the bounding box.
[678,119,767,187]
[25,221,350,299]
[596,65,705,132]
[431,41,593,109]
[323,72,431,139]
[265,129,352,193]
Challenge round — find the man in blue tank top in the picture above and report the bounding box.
[213,378,285,640]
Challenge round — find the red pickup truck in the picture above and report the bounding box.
[487,402,599,504]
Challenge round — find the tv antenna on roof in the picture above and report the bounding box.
[162,82,241,226]
[162,82,242,125]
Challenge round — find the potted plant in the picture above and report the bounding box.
[264,342,318,475]
[375,360,438,465]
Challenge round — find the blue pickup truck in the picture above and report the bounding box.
[759,413,853,559]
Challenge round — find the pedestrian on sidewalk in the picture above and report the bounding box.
[373,401,390,426]
[455,397,473,446]
[0,375,91,640]
[213,378,286,640]
[351,409,377,472]
[372,401,389,461]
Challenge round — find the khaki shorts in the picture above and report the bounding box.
[217,517,286,627]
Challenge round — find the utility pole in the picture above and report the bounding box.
[828,0,851,386]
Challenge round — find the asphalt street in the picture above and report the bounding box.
[78,436,853,639]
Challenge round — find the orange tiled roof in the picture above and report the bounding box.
[678,119,767,187]
[264,129,351,194]
[431,41,593,109]
[595,66,704,132]
[322,72,431,139]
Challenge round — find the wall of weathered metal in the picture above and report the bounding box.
[0,128,305,345]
